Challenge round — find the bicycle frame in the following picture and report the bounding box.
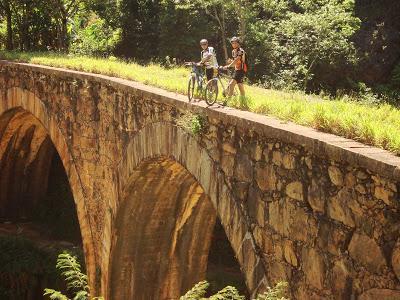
[215,68,236,96]
[190,64,205,88]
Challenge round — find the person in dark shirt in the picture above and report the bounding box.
[223,36,246,97]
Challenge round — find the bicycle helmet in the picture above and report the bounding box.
[200,39,208,45]
[230,36,240,44]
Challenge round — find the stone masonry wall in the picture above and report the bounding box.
[1,61,400,299]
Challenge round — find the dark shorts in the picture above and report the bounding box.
[233,70,245,83]
[206,68,214,81]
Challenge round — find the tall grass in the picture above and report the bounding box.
[1,51,399,155]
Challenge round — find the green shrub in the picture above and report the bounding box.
[180,280,289,300]
[44,252,103,300]
[176,113,206,135]
[70,14,121,57]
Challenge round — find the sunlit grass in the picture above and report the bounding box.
[1,50,400,155]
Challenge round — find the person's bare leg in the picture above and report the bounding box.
[238,83,245,97]
[227,79,237,97]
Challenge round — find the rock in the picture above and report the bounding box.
[253,144,263,161]
[233,181,249,202]
[253,226,264,248]
[345,173,356,187]
[331,259,351,298]
[272,151,282,166]
[267,259,291,282]
[302,247,325,290]
[318,221,348,256]
[269,200,317,242]
[221,154,235,177]
[355,184,367,194]
[234,153,253,182]
[283,240,298,267]
[222,142,236,154]
[286,182,303,201]
[375,186,394,206]
[348,232,386,273]
[356,170,369,180]
[255,163,276,191]
[305,157,312,170]
[328,166,344,186]
[308,179,325,214]
[359,289,400,300]
[391,240,400,281]
[327,188,355,227]
[283,153,296,169]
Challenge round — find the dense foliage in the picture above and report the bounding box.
[180,280,289,300]
[44,252,103,300]
[1,0,398,96]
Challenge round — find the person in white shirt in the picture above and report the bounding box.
[198,39,218,81]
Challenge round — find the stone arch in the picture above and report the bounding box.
[0,87,98,292]
[110,121,266,298]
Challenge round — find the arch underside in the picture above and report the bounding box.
[0,108,55,218]
[1,86,263,298]
[108,122,266,299]
[0,87,97,295]
[110,158,217,300]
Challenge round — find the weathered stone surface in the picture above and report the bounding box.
[327,188,355,227]
[3,62,400,299]
[331,259,351,298]
[255,163,276,191]
[283,240,298,267]
[221,154,235,177]
[286,182,303,201]
[391,240,400,281]
[348,232,386,273]
[318,221,348,256]
[308,179,325,214]
[375,186,395,206]
[357,170,369,180]
[345,172,357,187]
[223,142,236,154]
[283,153,296,169]
[234,153,253,182]
[328,166,344,186]
[302,247,325,290]
[359,289,400,300]
[272,151,282,166]
[266,259,292,283]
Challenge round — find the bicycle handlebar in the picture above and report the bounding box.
[184,62,202,66]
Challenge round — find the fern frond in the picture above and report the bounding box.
[255,281,289,300]
[73,290,89,300]
[44,288,70,300]
[180,280,210,300]
[55,253,89,292]
[209,285,245,300]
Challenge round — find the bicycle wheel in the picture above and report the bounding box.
[187,75,196,102]
[204,79,218,106]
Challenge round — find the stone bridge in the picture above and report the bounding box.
[1,61,400,300]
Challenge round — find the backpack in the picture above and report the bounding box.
[242,50,248,73]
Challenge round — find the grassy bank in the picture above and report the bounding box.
[1,51,400,155]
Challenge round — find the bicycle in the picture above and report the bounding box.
[203,67,238,106]
[185,62,207,102]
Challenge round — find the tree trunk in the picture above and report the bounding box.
[236,1,246,43]
[208,5,229,63]
[61,16,68,51]
[221,8,229,62]
[4,0,13,50]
